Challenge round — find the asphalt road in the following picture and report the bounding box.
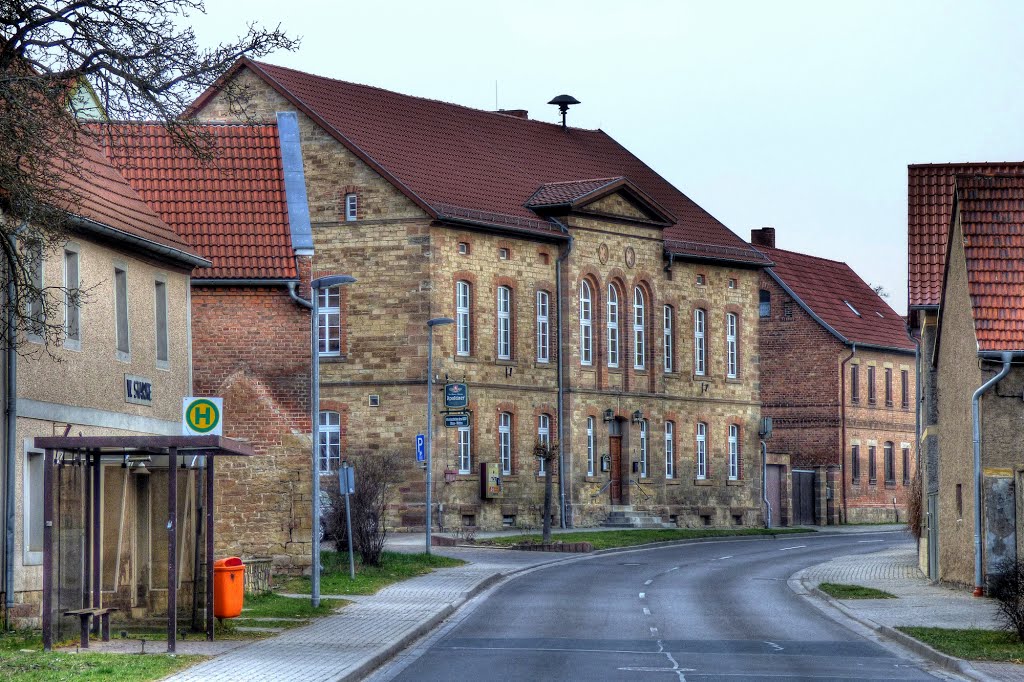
[372,531,954,681]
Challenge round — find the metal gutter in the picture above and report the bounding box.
[69,216,210,269]
[288,282,312,310]
[839,344,857,524]
[552,217,572,528]
[191,278,295,287]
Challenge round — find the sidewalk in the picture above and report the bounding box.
[797,546,1024,682]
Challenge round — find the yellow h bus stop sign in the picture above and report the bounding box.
[183,397,223,436]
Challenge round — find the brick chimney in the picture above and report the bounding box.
[497,109,528,119]
[750,227,776,248]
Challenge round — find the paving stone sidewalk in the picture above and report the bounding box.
[799,546,1024,682]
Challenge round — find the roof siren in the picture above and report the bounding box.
[548,94,580,130]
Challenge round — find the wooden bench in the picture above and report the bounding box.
[63,607,117,648]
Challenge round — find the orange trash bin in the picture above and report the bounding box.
[213,557,245,619]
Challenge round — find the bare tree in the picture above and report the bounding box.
[534,439,558,544]
[0,1,297,349]
[324,452,402,567]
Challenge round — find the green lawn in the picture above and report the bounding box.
[482,527,813,551]
[898,627,1024,662]
[276,550,464,595]
[817,582,897,599]
[0,630,203,681]
[241,592,346,619]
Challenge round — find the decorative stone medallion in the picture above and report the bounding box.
[598,243,609,265]
[624,246,636,269]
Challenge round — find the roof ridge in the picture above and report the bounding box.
[909,161,1024,169]
[759,244,853,269]
[537,176,623,187]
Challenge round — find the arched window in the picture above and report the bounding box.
[607,284,619,368]
[728,424,740,480]
[536,291,549,363]
[317,287,341,356]
[726,312,738,378]
[537,414,551,475]
[318,411,341,473]
[586,416,596,476]
[456,280,471,356]
[665,421,675,479]
[633,287,646,370]
[580,281,593,366]
[696,422,707,479]
[499,412,512,475]
[639,419,649,477]
[694,309,706,376]
[497,285,511,360]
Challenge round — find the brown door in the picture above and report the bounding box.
[609,436,622,504]
[766,464,782,527]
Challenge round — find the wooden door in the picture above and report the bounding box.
[609,436,622,504]
[766,464,782,527]
[792,470,816,525]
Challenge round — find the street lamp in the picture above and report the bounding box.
[425,316,454,555]
[310,274,356,608]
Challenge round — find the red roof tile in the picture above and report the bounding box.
[758,245,914,351]
[908,162,1024,309]
[192,59,768,266]
[954,174,1024,351]
[97,123,296,280]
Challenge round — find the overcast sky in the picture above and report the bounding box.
[192,0,1024,314]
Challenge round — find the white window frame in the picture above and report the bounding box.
[694,309,706,376]
[607,284,619,368]
[63,244,81,350]
[633,287,645,370]
[665,421,675,479]
[114,264,130,361]
[580,281,592,366]
[536,291,549,363]
[23,442,44,565]
[586,416,595,476]
[458,425,472,474]
[639,419,648,478]
[696,422,707,479]
[537,414,550,475]
[318,411,341,474]
[26,245,44,343]
[663,305,673,373]
[154,277,169,369]
[499,412,512,475]
[456,280,471,356]
[318,286,342,356]
[728,424,739,480]
[345,193,358,221]
[726,312,738,378]
[497,285,511,360]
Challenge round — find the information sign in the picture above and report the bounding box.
[444,413,470,428]
[416,434,425,462]
[444,383,468,409]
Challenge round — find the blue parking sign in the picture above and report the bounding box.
[416,434,425,462]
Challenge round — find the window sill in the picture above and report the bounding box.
[884,482,897,489]
[868,480,878,486]
[496,359,517,367]
[156,361,170,372]
[454,355,478,364]
[320,354,348,363]
[117,352,131,363]
[726,479,744,486]
[691,374,708,382]
[693,478,713,486]
[585,475,604,483]
[665,479,681,486]
[726,377,742,384]
[63,341,82,352]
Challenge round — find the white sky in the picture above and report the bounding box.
[191,0,1024,314]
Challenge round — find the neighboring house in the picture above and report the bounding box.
[187,58,773,530]
[99,118,316,573]
[907,161,1024,579]
[752,228,916,526]
[2,135,207,627]
[930,173,1024,590]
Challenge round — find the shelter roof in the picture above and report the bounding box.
[33,434,255,455]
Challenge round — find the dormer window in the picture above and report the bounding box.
[844,300,861,317]
[345,193,358,221]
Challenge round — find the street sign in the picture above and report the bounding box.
[444,413,470,428]
[339,464,355,494]
[444,383,468,409]
[182,397,223,436]
[416,433,425,462]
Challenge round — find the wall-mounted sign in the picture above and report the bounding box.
[444,383,468,409]
[183,397,223,436]
[481,462,502,499]
[124,374,153,406]
[444,413,470,428]
[416,434,425,462]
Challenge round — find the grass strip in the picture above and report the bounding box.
[482,527,813,551]
[898,627,1024,662]
[241,592,345,619]
[817,582,896,599]
[276,550,464,595]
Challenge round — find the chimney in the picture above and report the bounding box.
[497,109,529,119]
[750,227,776,248]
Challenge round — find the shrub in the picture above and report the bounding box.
[988,558,1024,641]
[323,451,402,567]
[906,473,923,540]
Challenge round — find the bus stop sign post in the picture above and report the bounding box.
[340,462,356,580]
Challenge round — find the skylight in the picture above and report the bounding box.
[844,300,861,317]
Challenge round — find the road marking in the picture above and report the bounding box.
[857,539,886,543]
[764,641,784,651]
[644,579,653,585]
[643,607,651,616]
[779,545,807,551]
[650,627,659,636]
[716,555,733,560]
[639,592,646,599]
[668,566,679,571]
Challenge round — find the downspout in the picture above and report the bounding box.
[839,343,857,525]
[4,229,20,629]
[972,351,1013,596]
[760,440,771,528]
[288,281,312,310]
[552,218,573,528]
[907,324,922,547]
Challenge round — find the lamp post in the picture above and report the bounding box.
[425,317,454,555]
[310,274,356,608]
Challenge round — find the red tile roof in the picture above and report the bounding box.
[908,162,1024,310]
[97,123,296,280]
[191,59,768,267]
[758,245,914,351]
[953,174,1024,351]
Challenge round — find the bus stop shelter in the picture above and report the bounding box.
[33,435,256,652]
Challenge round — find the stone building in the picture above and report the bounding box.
[752,228,916,526]
[187,58,772,530]
[1,135,205,627]
[907,161,1024,579]
[99,117,317,572]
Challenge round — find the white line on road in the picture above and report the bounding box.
[639,592,646,599]
[857,539,886,543]
[644,579,653,585]
[779,545,807,551]
[668,566,679,571]
[716,555,733,560]
[764,641,784,651]
[643,607,651,616]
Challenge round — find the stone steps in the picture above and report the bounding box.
[600,509,676,529]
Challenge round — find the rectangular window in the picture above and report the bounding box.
[345,193,358,221]
[901,370,909,409]
[665,421,675,479]
[458,426,472,474]
[868,445,877,483]
[696,422,707,479]
[902,446,911,485]
[64,247,80,349]
[851,445,860,482]
[317,287,341,356]
[536,291,549,363]
[499,412,512,475]
[663,305,674,373]
[24,447,44,564]
[497,286,511,360]
[884,442,895,485]
[607,285,619,368]
[850,365,860,403]
[728,424,739,480]
[537,414,550,475]
[633,288,646,370]
[155,280,169,366]
[726,313,738,378]
[694,309,706,376]
[884,368,893,406]
[867,366,876,405]
[318,411,341,473]
[580,282,593,366]
[639,420,648,478]
[114,266,129,358]
[456,281,471,356]
[586,417,595,476]
[26,245,43,342]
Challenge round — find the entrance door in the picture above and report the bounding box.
[766,464,782,527]
[609,436,622,505]
[927,493,938,579]
[792,470,816,525]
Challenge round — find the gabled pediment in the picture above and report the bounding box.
[526,177,675,226]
